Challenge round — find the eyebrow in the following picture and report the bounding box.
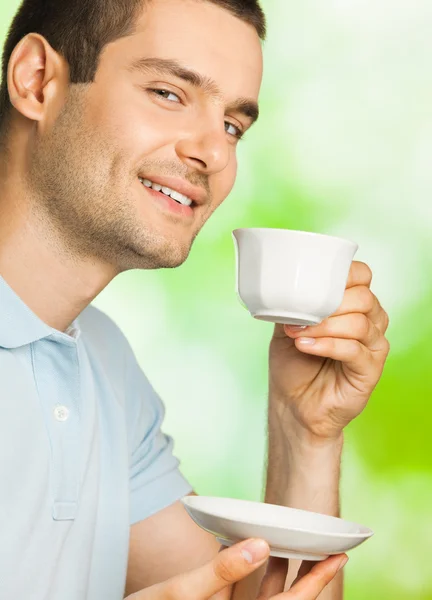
[127,57,260,125]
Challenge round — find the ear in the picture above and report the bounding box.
[7,33,69,127]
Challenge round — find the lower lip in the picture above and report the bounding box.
[138,180,194,218]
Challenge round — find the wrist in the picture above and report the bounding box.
[268,418,344,475]
[268,402,344,454]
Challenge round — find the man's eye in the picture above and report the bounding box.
[225,121,244,139]
[151,89,181,103]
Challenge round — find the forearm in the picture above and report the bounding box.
[265,398,344,600]
[265,405,342,511]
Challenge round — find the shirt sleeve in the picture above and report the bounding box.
[125,354,193,525]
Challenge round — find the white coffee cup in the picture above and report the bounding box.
[232,228,358,326]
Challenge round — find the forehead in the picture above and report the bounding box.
[106,0,263,101]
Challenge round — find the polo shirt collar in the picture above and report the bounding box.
[0,275,80,348]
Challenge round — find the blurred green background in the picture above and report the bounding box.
[2,0,431,598]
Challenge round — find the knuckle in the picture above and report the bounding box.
[359,286,375,312]
[384,311,390,330]
[214,557,238,584]
[360,261,373,282]
[321,317,331,333]
[349,340,363,359]
[355,313,370,339]
[328,337,338,353]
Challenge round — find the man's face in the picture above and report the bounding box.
[29,0,263,270]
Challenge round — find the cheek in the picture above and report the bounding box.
[86,85,180,158]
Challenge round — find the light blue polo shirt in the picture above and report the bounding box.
[0,275,193,599]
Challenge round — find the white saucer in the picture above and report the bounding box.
[252,310,322,327]
[181,496,374,562]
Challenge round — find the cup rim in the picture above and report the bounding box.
[232,227,358,250]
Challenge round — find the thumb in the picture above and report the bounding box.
[139,538,270,600]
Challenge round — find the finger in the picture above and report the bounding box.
[290,561,316,586]
[154,538,270,600]
[256,557,289,599]
[270,555,348,600]
[287,313,382,350]
[293,336,379,376]
[346,261,373,289]
[332,287,389,333]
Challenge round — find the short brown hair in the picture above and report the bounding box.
[0,0,266,138]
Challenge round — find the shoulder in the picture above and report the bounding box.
[77,305,159,412]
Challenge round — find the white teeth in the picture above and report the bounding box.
[170,190,185,203]
[139,177,193,206]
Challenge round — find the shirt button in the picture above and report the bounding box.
[54,405,70,422]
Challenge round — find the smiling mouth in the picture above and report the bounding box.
[138,177,194,207]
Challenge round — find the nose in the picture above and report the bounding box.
[175,122,231,175]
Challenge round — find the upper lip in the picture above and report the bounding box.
[139,174,208,206]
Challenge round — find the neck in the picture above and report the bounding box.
[0,155,117,332]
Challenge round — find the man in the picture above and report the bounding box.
[0,0,390,599]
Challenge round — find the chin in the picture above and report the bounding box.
[118,234,193,271]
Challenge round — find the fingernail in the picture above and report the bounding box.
[241,539,269,564]
[337,557,349,572]
[286,325,308,330]
[297,337,316,345]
